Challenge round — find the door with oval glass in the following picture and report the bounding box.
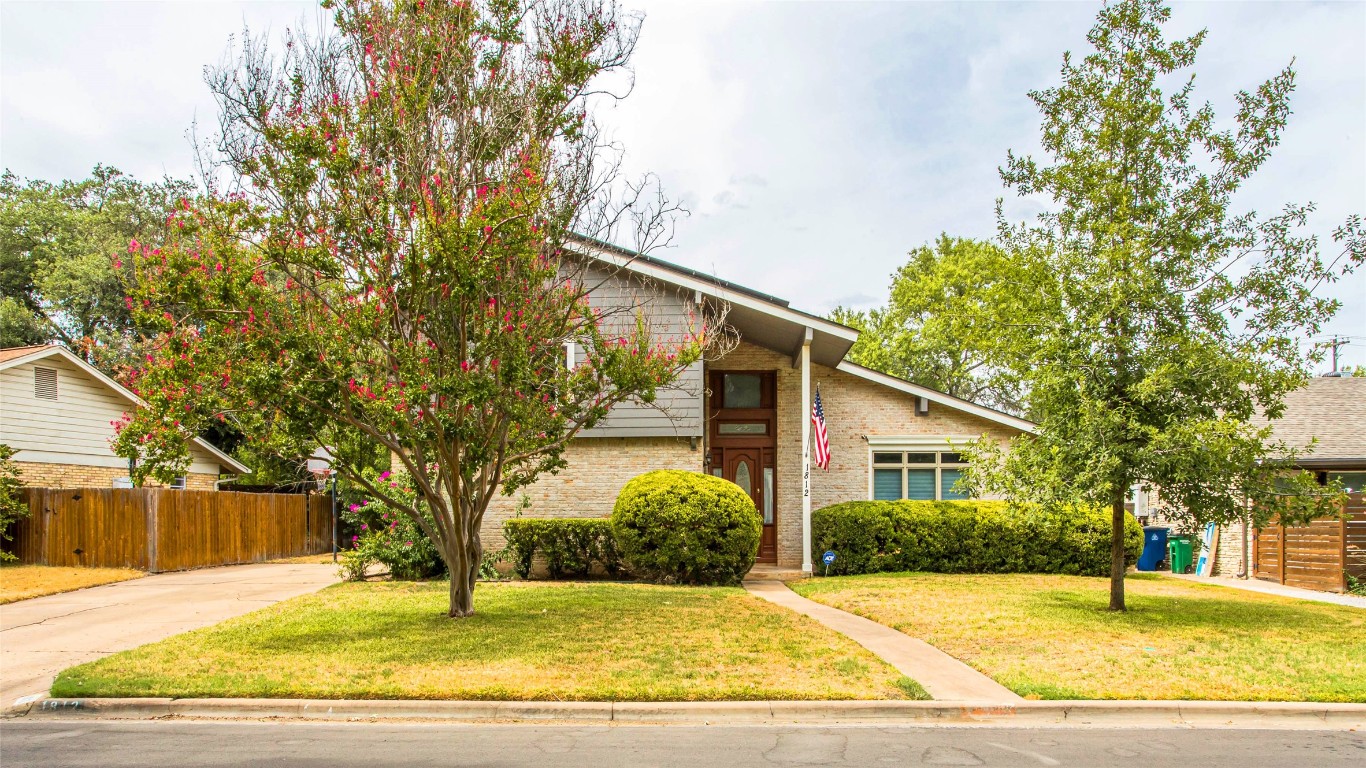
[714,446,776,562]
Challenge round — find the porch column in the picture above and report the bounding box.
[800,327,813,573]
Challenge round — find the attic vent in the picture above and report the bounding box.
[34,366,57,400]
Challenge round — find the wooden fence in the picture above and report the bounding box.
[7,487,335,572]
[1253,493,1366,593]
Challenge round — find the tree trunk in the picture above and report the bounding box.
[1109,484,1127,612]
[448,566,476,617]
[445,535,483,618]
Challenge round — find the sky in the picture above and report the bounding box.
[3,0,1363,369]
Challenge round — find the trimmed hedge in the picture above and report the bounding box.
[502,518,623,579]
[811,500,1143,577]
[611,470,762,585]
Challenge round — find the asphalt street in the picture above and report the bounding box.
[2,721,1363,767]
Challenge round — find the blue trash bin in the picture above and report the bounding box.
[1137,526,1169,571]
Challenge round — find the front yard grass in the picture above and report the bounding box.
[0,564,145,604]
[52,580,925,701]
[790,572,1365,702]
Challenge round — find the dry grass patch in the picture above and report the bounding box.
[0,564,145,603]
[267,553,339,565]
[53,581,925,701]
[791,572,1365,702]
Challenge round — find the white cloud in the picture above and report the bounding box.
[3,0,1362,368]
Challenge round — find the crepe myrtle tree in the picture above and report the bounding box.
[962,0,1362,611]
[111,0,712,617]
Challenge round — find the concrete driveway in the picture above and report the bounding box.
[1,563,339,707]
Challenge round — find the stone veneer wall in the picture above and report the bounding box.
[14,461,219,491]
[708,342,1021,568]
[1214,521,1250,577]
[479,436,701,548]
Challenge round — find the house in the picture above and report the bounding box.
[481,241,1035,571]
[1214,374,1366,578]
[0,345,249,491]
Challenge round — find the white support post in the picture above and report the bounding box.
[800,328,813,574]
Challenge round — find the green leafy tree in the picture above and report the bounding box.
[0,166,192,375]
[831,235,1036,415]
[114,0,707,617]
[0,444,28,563]
[964,0,1363,610]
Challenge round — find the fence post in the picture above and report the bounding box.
[145,489,158,573]
[1279,522,1287,585]
[1341,506,1349,593]
[40,488,51,566]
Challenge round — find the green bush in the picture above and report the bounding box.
[339,469,445,580]
[810,500,1142,577]
[610,470,761,585]
[502,518,622,579]
[0,444,27,563]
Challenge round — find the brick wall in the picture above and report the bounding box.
[479,436,701,547]
[15,461,219,492]
[709,342,1021,568]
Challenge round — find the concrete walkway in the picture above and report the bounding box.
[0,563,339,707]
[1163,573,1366,608]
[743,580,1020,702]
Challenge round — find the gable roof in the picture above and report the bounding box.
[837,362,1036,433]
[570,236,860,368]
[0,345,251,474]
[571,236,1035,432]
[1252,376,1366,466]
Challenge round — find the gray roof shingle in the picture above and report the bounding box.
[1251,377,1366,462]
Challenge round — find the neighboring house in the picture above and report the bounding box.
[0,345,249,491]
[1214,375,1366,578]
[481,241,1035,571]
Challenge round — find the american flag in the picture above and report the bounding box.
[811,387,831,470]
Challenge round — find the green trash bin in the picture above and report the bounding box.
[1168,536,1194,574]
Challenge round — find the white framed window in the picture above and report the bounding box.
[169,476,187,490]
[867,437,975,501]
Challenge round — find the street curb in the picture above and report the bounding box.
[10,698,1364,729]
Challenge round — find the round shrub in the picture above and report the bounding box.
[610,470,762,585]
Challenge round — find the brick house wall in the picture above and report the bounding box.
[473,341,1024,566]
[709,342,1021,568]
[14,461,219,491]
[479,436,701,548]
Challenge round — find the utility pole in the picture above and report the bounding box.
[1327,335,1350,373]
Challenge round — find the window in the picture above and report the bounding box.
[870,451,971,501]
[1330,472,1366,494]
[169,476,187,490]
[722,374,762,409]
[717,422,767,435]
[34,366,57,400]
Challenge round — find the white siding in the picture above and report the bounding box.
[0,357,224,474]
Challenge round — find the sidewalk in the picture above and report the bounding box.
[742,579,1020,702]
[0,562,339,707]
[1164,573,1366,609]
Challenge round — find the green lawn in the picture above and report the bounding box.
[52,581,926,701]
[791,573,1365,702]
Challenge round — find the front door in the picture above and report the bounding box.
[718,447,775,561]
[709,371,777,563]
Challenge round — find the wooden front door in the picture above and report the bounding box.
[709,371,777,563]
